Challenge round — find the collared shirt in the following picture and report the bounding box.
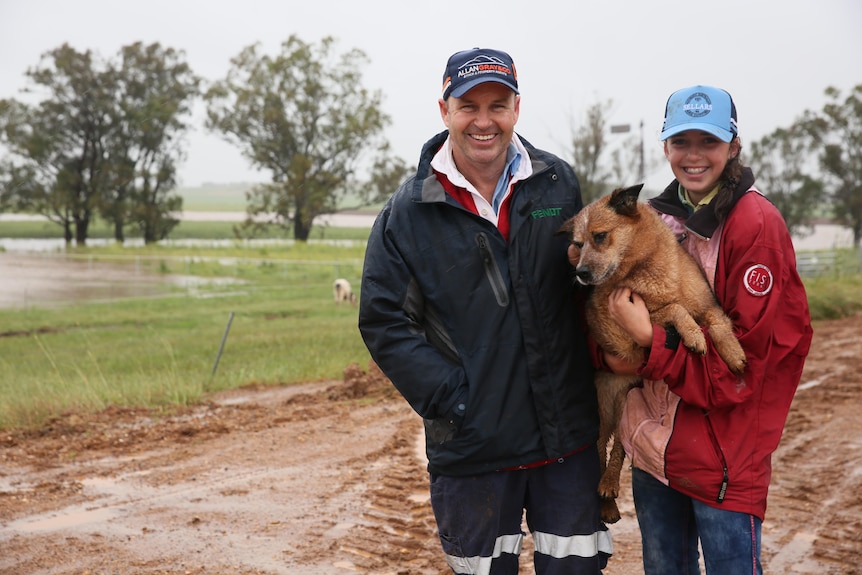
[431,135,533,226]
[678,183,720,214]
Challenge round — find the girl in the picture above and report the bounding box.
[593,85,813,575]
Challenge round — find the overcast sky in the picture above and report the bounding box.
[1,0,860,192]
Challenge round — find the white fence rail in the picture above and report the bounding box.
[796,248,861,278]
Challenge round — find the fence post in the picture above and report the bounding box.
[211,311,235,380]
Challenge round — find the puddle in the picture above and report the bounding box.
[7,504,121,533]
[0,253,244,309]
[766,531,821,573]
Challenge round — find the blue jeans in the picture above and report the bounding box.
[632,468,762,575]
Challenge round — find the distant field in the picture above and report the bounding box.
[177,182,254,211]
[0,181,375,242]
[177,182,383,212]
[0,219,371,241]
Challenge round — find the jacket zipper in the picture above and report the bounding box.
[703,410,729,503]
[475,232,509,307]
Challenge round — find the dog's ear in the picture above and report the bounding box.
[608,184,644,217]
[556,217,575,236]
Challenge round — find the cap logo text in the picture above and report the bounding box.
[683,92,712,118]
[457,55,513,81]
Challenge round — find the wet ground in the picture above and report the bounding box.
[0,316,861,574]
[1,223,860,573]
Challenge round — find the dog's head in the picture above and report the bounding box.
[557,184,644,286]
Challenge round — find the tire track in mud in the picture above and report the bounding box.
[1,370,436,575]
[2,318,861,574]
[330,416,446,574]
[764,318,862,574]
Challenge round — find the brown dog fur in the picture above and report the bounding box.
[558,184,746,523]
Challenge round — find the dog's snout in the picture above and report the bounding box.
[574,267,592,285]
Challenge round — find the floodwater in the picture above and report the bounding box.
[0,253,221,309]
[0,214,855,309]
[0,212,377,308]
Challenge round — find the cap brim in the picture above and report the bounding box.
[660,123,734,143]
[449,77,519,99]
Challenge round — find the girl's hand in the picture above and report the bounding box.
[608,287,653,348]
[602,351,642,375]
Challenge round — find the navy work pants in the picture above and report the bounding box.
[429,445,612,574]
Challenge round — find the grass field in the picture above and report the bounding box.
[176,182,253,211]
[0,243,370,430]
[2,240,860,431]
[169,181,383,212]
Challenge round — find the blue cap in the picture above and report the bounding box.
[660,85,738,142]
[441,48,519,100]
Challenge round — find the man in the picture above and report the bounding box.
[358,47,611,574]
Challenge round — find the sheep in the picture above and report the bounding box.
[333,278,357,306]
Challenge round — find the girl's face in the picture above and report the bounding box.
[663,130,740,198]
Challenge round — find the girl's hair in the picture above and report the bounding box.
[713,137,744,223]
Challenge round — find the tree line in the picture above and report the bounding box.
[0,35,407,245]
[1,36,860,245]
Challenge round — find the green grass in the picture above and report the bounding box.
[0,243,369,430]
[1,241,859,433]
[798,248,862,318]
[803,274,862,319]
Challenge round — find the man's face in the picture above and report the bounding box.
[439,82,519,172]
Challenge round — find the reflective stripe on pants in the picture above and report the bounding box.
[430,445,612,574]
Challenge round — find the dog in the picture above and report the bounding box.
[558,184,746,524]
[333,278,357,306]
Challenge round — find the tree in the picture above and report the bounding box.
[205,35,391,241]
[105,42,199,244]
[0,44,112,246]
[749,126,824,238]
[0,42,197,246]
[355,143,412,207]
[566,100,656,203]
[803,85,862,245]
[609,127,654,192]
[568,99,613,204]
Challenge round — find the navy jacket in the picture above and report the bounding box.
[358,130,598,476]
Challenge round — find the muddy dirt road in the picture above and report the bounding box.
[1,315,861,574]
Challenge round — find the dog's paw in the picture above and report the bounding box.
[714,336,747,375]
[600,496,621,524]
[725,350,747,375]
[681,329,707,355]
[598,475,620,499]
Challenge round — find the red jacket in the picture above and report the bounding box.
[620,171,813,520]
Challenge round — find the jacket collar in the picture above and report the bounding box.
[649,167,756,239]
[412,130,550,205]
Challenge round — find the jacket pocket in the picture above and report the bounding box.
[703,411,730,503]
[620,381,679,483]
[475,232,509,307]
[424,387,468,444]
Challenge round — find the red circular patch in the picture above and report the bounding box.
[744,264,773,296]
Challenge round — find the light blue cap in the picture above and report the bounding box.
[660,85,738,142]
